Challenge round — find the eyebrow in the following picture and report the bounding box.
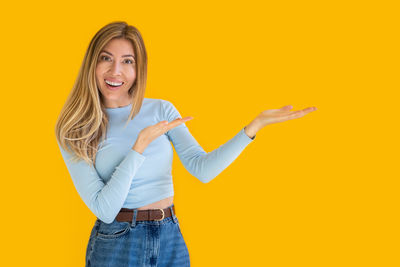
[100,50,135,59]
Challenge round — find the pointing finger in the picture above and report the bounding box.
[164,116,194,128]
[300,107,317,114]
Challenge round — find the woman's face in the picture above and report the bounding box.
[96,38,136,108]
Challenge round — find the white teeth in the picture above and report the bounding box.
[105,80,123,86]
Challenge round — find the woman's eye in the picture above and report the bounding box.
[99,56,134,64]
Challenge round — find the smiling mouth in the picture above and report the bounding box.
[104,79,124,90]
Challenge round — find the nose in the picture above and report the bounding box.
[110,61,122,75]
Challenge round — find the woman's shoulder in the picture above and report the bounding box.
[144,97,174,109]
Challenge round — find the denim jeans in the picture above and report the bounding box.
[85,204,190,267]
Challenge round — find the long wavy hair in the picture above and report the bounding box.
[55,21,148,166]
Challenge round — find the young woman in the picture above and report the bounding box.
[55,21,316,267]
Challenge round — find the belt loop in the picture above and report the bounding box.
[131,209,138,228]
[169,204,178,224]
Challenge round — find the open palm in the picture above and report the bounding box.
[257,105,317,127]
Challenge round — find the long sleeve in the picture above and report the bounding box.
[161,100,255,183]
[57,142,146,223]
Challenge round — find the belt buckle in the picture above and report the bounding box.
[155,208,165,221]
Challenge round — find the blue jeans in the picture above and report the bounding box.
[85,204,190,267]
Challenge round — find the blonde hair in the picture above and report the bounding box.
[55,21,148,166]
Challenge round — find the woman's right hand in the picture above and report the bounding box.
[132,116,194,154]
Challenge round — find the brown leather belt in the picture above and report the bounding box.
[116,206,175,222]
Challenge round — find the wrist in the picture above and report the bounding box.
[132,138,147,154]
[244,125,257,140]
[132,145,144,154]
[244,118,261,139]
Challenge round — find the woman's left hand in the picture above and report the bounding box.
[244,105,317,138]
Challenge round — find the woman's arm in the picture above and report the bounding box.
[57,142,146,223]
[161,101,317,183]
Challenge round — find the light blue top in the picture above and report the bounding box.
[57,98,255,223]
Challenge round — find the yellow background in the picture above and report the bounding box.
[1,0,399,266]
